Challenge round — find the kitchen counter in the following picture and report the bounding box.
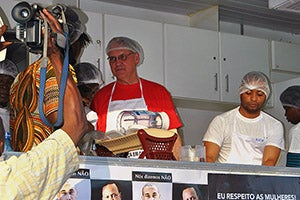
[3,153,300,199]
[77,156,300,199]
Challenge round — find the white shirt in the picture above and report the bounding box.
[203,107,285,164]
[85,106,98,130]
[288,122,300,153]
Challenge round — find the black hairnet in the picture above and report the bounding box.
[0,59,18,78]
[280,85,300,109]
[74,62,103,86]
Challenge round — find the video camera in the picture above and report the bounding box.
[10,1,67,53]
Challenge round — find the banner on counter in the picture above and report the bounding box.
[55,163,209,200]
[90,169,207,200]
[53,164,300,200]
[209,173,300,200]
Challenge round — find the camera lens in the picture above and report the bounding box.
[11,1,34,24]
[20,9,30,18]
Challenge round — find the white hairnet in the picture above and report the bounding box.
[106,37,144,66]
[0,59,18,78]
[239,71,271,99]
[74,62,103,86]
[280,86,300,109]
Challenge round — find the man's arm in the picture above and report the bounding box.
[0,8,88,199]
[43,9,88,144]
[262,145,281,166]
[204,141,220,162]
[170,128,182,160]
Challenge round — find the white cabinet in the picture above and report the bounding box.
[103,15,164,85]
[220,33,270,103]
[79,11,103,79]
[164,24,220,101]
[271,40,300,73]
[164,24,270,104]
[78,12,271,105]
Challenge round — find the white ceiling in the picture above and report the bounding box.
[93,0,300,34]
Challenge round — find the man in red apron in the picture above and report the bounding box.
[91,37,182,159]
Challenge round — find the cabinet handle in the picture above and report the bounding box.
[225,74,229,92]
[97,58,101,68]
[214,73,218,91]
[97,58,105,84]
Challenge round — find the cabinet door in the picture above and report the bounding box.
[220,33,269,103]
[104,15,164,85]
[271,40,300,73]
[164,24,219,101]
[79,11,103,82]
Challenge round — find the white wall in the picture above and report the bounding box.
[220,21,300,44]
[177,108,222,146]
[2,1,300,164]
[5,1,300,43]
[78,0,188,26]
[0,0,188,28]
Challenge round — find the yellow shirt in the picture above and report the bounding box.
[0,129,79,199]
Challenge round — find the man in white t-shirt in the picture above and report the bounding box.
[203,71,284,166]
[280,85,300,167]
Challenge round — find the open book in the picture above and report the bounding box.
[95,130,142,155]
[103,124,148,140]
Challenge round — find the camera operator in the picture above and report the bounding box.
[0,8,89,199]
[9,3,92,152]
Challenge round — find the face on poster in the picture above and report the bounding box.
[171,183,207,200]
[91,180,132,200]
[54,178,91,200]
[132,181,172,200]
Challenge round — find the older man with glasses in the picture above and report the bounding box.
[91,36,182,159]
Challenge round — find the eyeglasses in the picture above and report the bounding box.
[103,193,120,199]
[107,52,135,63]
